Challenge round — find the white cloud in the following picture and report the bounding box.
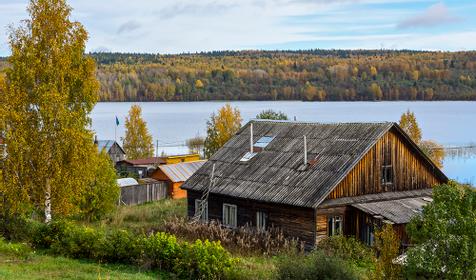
[397,2,460,29]
[0,0,473,55]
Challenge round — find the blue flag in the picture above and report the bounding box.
[115,116,120,126]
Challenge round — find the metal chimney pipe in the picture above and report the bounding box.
[250,123,254,153]
[303,135,307,165]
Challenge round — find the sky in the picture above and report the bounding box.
[0,0,475,55]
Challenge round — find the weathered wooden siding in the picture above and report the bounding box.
[315,206,346,243]
[326,128,443,199]
[187,190,316,246]
[151,169,187,199]
[119,182,168,205]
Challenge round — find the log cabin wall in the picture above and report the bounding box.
[187,190,316,246]
[326,128,443,200]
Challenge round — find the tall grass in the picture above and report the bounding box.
[160,217,303,256]
[96,199,187,234]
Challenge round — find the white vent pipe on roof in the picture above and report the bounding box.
[250,123,254,153]
[303,135,307,165]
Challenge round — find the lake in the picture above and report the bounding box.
[91,101,476,185]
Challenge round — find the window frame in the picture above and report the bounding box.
[256,211,268,231]
[222,203,237,228]
[328,215,343,236]
[194,199,208,222]
[381,165,393,185]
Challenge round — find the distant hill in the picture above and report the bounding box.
[3,50,476,101]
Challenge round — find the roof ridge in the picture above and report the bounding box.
[250,119,395,125]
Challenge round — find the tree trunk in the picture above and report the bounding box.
[44,179,52,223]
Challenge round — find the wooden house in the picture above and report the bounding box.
[95,139,126,164]
[150,160,206,199]
[182,121,447,248]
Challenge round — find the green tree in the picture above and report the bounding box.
[0,0,99,222]
[399,110,422,144]
[204,104,242,158]
[256,109,288,120]
[79,150,119,221]
[405,182,476,279]
[373,224,401,280]
[123,105,154,160]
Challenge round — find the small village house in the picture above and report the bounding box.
[116,154,200,178]
[182,120,447,248]
[150,160,206,199]
[95,139,126,164]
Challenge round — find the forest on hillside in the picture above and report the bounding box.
[2,50,476,101]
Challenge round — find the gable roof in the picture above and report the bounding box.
[159,160,206,183]
[97,140,125,154]
[182,120,447,209]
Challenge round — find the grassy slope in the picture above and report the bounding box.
[0,199,278,279]
[0,253,166,280]
[95,198,187,233]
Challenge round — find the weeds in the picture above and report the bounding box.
[160,217,302,256]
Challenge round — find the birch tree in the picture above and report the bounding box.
[0,0,98,222]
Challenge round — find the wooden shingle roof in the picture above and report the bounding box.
[182,120,445,208]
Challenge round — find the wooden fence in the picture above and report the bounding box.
[119,182,168,206]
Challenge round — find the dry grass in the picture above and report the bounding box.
[94,199,187,234]
[159,217,303,256]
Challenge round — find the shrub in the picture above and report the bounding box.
[102,229,140,263]
[27,220,235,279]
[49,223,106,260]
[175,239,236,280]
[0,215,34,242]
[277,250,360,280]
[141,232,181,270]
[317,235,375,268]
[0,237,32,260]
[30,219,72,249]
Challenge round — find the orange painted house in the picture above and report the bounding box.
[151,160,206,199]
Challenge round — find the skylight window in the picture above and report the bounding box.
[239,135,275,162]
[254,136,275,148]
[240,152,257,162]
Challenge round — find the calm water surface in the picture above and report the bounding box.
[91,101,476,185]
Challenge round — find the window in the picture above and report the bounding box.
[362,223,374,246]
[381,141,393,187]
[223,204,237,228]
[328,216,342,236]
[254,136,275,149]
[195,199,208,222]
[256,211,267,231]
[240,136,275,162]
[381,165,393,185]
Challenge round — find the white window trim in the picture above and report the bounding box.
[222,203,237,228]
[195,199,208,222]
[328,215,343,236]
[256,211,267,231]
